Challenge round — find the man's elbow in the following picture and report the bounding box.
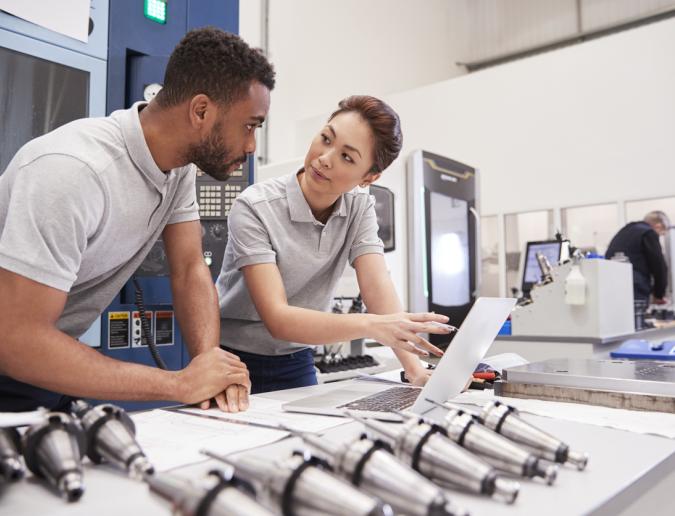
[171,260,213,288]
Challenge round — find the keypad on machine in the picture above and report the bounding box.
[198,184,242,218]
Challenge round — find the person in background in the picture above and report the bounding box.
[0,28,275,413]
[606,210,670,304]
[216,95,452,394]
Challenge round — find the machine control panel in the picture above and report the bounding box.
[197,179,242,218]
[196,161,251,279]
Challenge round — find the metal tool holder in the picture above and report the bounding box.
[0,427,24,482]
[351,413,520,504]
[71,400,154,478]
[426,402,557,484]
[296,429,468,516]
[480,400,589,470]
[203,449,393,515]
[146,468,274,516]
[22,412,86,501]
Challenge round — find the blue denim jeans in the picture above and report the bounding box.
[222,347,318,394]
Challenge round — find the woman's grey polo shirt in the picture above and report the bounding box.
[217,172,384,355]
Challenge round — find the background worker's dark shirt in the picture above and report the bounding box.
[606,221,668,300]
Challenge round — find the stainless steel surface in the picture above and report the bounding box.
[145,470,274,516]
[205,450,392,516]
[480,400,588,470]
[299,430,468,516]
[354,414,520,504]
[495,380,675,413]
[22,412,85,501]
[503,358,675,396]
[431,404,557,484]
[74,402,154,478]
[0,427,24,481]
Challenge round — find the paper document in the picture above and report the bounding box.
[450,389,675,440]
[178,396,349,433]
[358,368,405,384]
[132,409,287,471]
[481,353,529,374]
[0,0,90,42]
[0,409,47,428]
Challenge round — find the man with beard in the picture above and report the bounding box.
[0,28,274,413]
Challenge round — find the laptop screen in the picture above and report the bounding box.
[410,297,516,414]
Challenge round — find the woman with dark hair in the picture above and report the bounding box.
[216,95,451,400]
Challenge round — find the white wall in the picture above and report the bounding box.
[251,15,675,310]
[254,0,465,164]
[378,16,675,307]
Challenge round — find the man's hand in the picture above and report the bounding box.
[175,348,250,408]
[366,312,452,357]
[198,384,250,413]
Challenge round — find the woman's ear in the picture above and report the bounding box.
[360,172,381,188]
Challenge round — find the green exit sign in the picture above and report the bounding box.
[144,0,167,24]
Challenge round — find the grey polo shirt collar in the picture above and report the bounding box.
[286,170,347,224]
[118,101,174,191]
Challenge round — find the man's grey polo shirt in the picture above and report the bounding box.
[217,171,384,355]
[0,102,198,339]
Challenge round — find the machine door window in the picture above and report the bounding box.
[429,191,470,307]
[0,46,88,172]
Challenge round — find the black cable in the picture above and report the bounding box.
[132,277,167,370]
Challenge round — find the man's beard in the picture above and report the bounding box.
[186,121,247,181]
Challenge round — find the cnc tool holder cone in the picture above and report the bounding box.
[356,415,519,504]
[438,406,558,484]
[23,412,86,502]
[206,450,393,516]
[146,469,274,516]
[480,400,589,471]
[301,431,469,516]
[0,427,24,482]
[71,401,153,478]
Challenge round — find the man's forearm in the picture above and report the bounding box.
[0,323,180,401]
[171,262,221,357]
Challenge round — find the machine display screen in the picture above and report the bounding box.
[429,191,470,307]
[0,46,88,173]
[522,241,561,289]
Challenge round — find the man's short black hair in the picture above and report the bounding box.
[156,27,275,108]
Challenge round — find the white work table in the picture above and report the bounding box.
[3,381,675,516]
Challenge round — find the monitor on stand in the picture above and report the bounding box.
[521,240,562,296]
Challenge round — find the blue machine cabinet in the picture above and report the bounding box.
[100,0,247,410]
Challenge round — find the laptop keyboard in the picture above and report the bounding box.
[337,386,421,412]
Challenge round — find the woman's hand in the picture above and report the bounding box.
[365,312,454,357]
[404,365,434,386]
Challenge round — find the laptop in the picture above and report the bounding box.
[282,297,516,419]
